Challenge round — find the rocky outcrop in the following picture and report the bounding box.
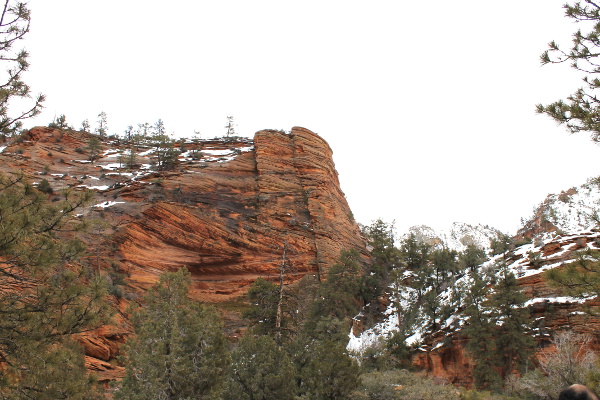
[517,181,600,240]
[0,125,368,380]
[117,127,367,301]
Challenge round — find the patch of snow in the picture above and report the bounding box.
[93,201,125,208]
[202,149,233,156]
[403,222,502,253]
[524,295,596,307]
[0,146,6,153]
[138,148,155,157]
[79,185,111,191]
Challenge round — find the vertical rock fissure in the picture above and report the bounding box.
[290,131,323,282]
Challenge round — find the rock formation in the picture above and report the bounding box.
[0,125,368,382]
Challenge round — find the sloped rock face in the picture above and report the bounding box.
[118,127,367,301]
[0,125,368,382]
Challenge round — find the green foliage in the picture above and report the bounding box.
[0,1,45,138]
[536,1,600,142]
[95,111,108,137]
[0,173,110,398]
[115,268,229,400]
[361,219,402,302]
[490,233,513,256]
[80,119,90,132]
[304,249,363,341]
[459,244,488,272]
[150,120,180,171]
[48,114,71,130]
[243,277,279,335]
[37,177,53,194]
[463,265,533,391]
[294,338,360,400]
[86,136,101,162]
[545,248,600,314]
[488,265,534,376]
[353,369,460,400]
[226,335,295,400]
[225,116,236,137]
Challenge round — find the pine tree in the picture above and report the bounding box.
[361,219,401,302]
[463,264,533,391]
[489,264,534,378]
[463,269,500,391]
[0,173,110,399]
[81,119,90,132]
[95,111,108,137]
[536,1,600,142]
[243,277,279,335]
[150,121,179,171]
[0,1,45,139]
[545,248,600,315]
[115,268,229,400]
[459,244,488,272]
[226,335,295,400]
[225,116,236,137]
[86,136,101,162]
[309,249,362,323]
[295,339,360,400]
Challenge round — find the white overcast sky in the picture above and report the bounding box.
[22,0,600,235]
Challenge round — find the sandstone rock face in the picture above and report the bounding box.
[117,127,368,301]
[0,126,368,381]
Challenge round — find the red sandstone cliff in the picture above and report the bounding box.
[0,125,369,382]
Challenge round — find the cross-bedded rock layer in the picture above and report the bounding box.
[0,125,368,382]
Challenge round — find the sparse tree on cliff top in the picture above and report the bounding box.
[537,1,600,142]
[0,1,44,139]
[95,111,108,137]
[115,268,229,400]
[225,115,236,137]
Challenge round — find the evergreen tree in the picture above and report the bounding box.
[226,335,295,400]
[86,136,101,162]
[115,268,229,400]
[243,277,279,335]
[225,116,236,137]
[95,111,108,137]
[0,1,45,139]
[295,339,360,400]
[48,114,70,130]
[309,249,362,323]
[462,269,500,391]
[459,244,488,272]
[545,248,600,315]
[463,264,533,391]
[150,123,179,171]
[361,219,401,302]
[81,119,90,132]
[536,1,600,142]
[0,173,109,399]
[490,233,513,256]
[489,264,534,378]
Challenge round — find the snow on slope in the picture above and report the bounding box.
[348,229,600,355]
[519,178,600,238]
[403,222,503,253]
